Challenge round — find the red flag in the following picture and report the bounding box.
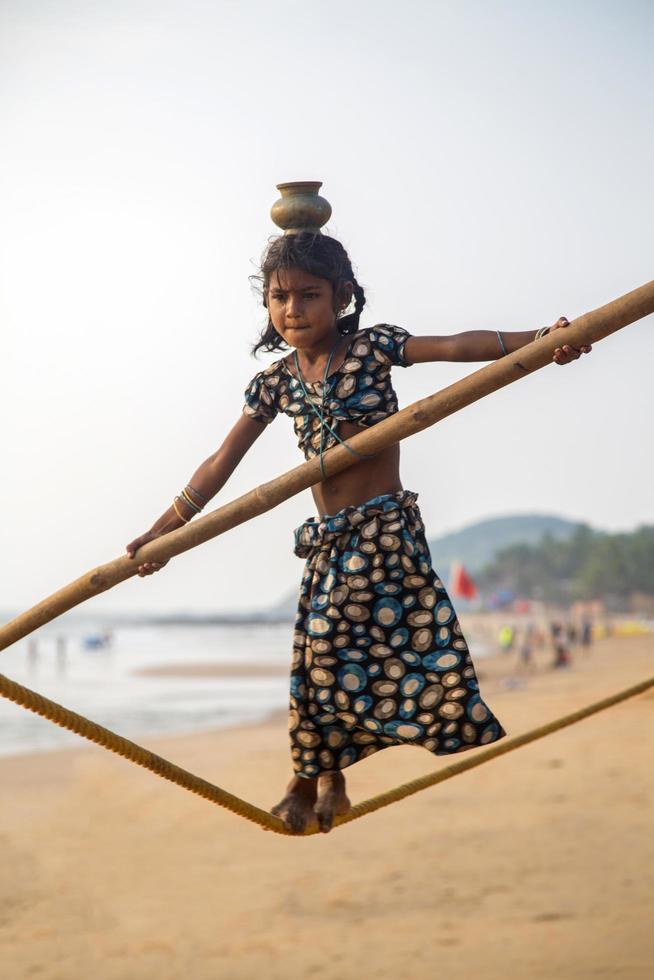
[450,561,477,600]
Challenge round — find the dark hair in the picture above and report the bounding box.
[250,232,367,355]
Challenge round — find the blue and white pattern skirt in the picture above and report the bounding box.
[289,490,506,777]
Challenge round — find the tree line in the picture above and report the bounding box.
[477,524,654,607]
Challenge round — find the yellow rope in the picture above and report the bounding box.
[0,672,652,836]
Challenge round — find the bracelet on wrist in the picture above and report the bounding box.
[172,485,207,526]
[172,497,191,524]
[180,487,202,515]
[186,484,209,506]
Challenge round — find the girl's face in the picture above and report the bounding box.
[267,267,352,350]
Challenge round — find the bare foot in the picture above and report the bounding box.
[271,775,318,834]
[314,771,351,834]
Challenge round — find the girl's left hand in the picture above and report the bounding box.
[550,316,592,365]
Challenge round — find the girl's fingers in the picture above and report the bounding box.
[553,320,593,356]
[553,338,591,365]
[136,561,167,576]
[127,534,168,572]
[126,539,145,557]
[127,534,155,558]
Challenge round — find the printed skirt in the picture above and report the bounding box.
[289,490,506,777]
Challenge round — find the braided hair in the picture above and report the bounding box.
[250,232,367,355]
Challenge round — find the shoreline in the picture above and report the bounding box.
[132,661,290,678]
[0,632,649,767]
[2,631,649,764]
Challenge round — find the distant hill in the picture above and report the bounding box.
[427,514,583,575]
[267,513,585,618]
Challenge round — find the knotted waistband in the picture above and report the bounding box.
[293,490,421,558]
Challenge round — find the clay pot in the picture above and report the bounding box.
[270,181,332,234]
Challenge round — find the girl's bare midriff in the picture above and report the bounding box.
[310,419,403,518]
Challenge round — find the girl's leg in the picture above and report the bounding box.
[271,771,351,834]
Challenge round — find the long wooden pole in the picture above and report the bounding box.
[1,280,653,652]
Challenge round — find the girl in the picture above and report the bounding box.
[126,232,590,834]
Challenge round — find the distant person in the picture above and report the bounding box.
[56,635,67,675]
[518,623,536,673]
[123,225,589,833]
[550,621,570,669]
[27,638,39,672]
[566,622,578,647]
[581,617,593,652]
[499,624,515,655]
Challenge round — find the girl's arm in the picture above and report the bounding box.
[126,414,268,576]
[404,317,592,366]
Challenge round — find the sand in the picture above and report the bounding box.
[0,633,652,980]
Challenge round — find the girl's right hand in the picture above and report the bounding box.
[125,532,169,577]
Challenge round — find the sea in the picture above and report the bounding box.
[0,616,492,758]
[0,619,292,758]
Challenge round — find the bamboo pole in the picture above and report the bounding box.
[1,279,653,652]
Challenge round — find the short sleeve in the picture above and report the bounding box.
[370,324,412,367]
[242,368,279,425]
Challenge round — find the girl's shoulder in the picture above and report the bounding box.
[244,351,289,388]
[362,323,412,368]
[242,357,287,425]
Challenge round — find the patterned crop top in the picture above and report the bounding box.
[242,324,412,461]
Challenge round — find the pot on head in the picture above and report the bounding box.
[270,181,332,235]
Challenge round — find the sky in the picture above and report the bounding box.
[1,0,653,617]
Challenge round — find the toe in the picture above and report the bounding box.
[286,811,307,834]
[314,796,338,833]
[317,812,333,834]
[270,798,309,834]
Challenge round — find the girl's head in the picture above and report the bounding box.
[251,232,367,355]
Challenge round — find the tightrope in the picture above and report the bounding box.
[1,671,651,836]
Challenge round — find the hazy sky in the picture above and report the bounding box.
[1,0,653,617]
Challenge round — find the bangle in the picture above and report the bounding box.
[496,330,508,357]
[186,484,209,505]
[172,497,191,524]
[534,326,551,340]
[180,488,202,514]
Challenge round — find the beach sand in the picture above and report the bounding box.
[0,633,652,980]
